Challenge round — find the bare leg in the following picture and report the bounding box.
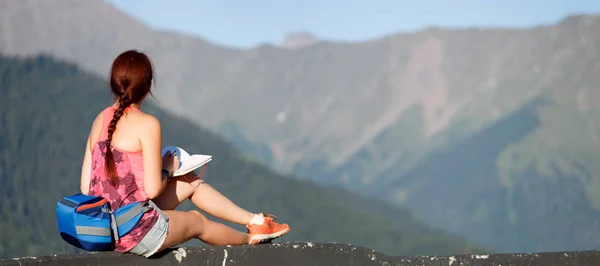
[154,171,290,247]
[157,209,249,253]
[153,173,255,225]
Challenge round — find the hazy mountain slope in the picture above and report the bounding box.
[218,16,600,252]
[354,17,600,252]
[0,53,483,259]
[221,15,600,253]
[366,38,600,252]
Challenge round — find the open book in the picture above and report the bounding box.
[161,146,212,176]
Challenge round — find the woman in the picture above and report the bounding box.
[79,50,290,258]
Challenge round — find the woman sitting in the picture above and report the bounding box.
[79,49,290,258]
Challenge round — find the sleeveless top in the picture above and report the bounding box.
[88,106,160,253]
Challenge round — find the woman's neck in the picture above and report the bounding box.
[112,102,141,110]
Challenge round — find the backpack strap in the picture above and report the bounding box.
[74,225,112,237]
[115,201,153,227]
[105,207,120,241]
[102,201,154,241]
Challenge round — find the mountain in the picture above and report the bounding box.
[279,32,318,50]
[0,53,484,259]
[336,17,600,252]
[2,0,600,253]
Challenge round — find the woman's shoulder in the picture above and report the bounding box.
[91,106,114,126]
[130,111,162,141]
[90,108,108,130]
[130,110,161,128]
[86,107,110,148]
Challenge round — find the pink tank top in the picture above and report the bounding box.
[88,106,160,253]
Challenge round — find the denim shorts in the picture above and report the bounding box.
[128,202,169,257]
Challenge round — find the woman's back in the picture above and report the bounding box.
[90,105,145,152]
[87,105,159,252]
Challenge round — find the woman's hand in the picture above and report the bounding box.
[162,150,180,176]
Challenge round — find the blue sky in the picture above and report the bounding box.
[106,0,600,49]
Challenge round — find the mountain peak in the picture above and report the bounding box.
[279,31,318,50]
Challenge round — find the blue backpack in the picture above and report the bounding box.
[56,193,153,251]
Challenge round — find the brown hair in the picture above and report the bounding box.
[105,50,154,186]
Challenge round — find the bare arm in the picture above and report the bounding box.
[140,115,170,198]
[80,114,102,195]
[80,134,93,195]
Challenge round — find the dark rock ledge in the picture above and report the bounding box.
[1,242,599,266]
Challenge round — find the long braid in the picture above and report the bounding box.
[104,95,132,186]
[104,49,154,186]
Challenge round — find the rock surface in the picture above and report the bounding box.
[1,243,599,266]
